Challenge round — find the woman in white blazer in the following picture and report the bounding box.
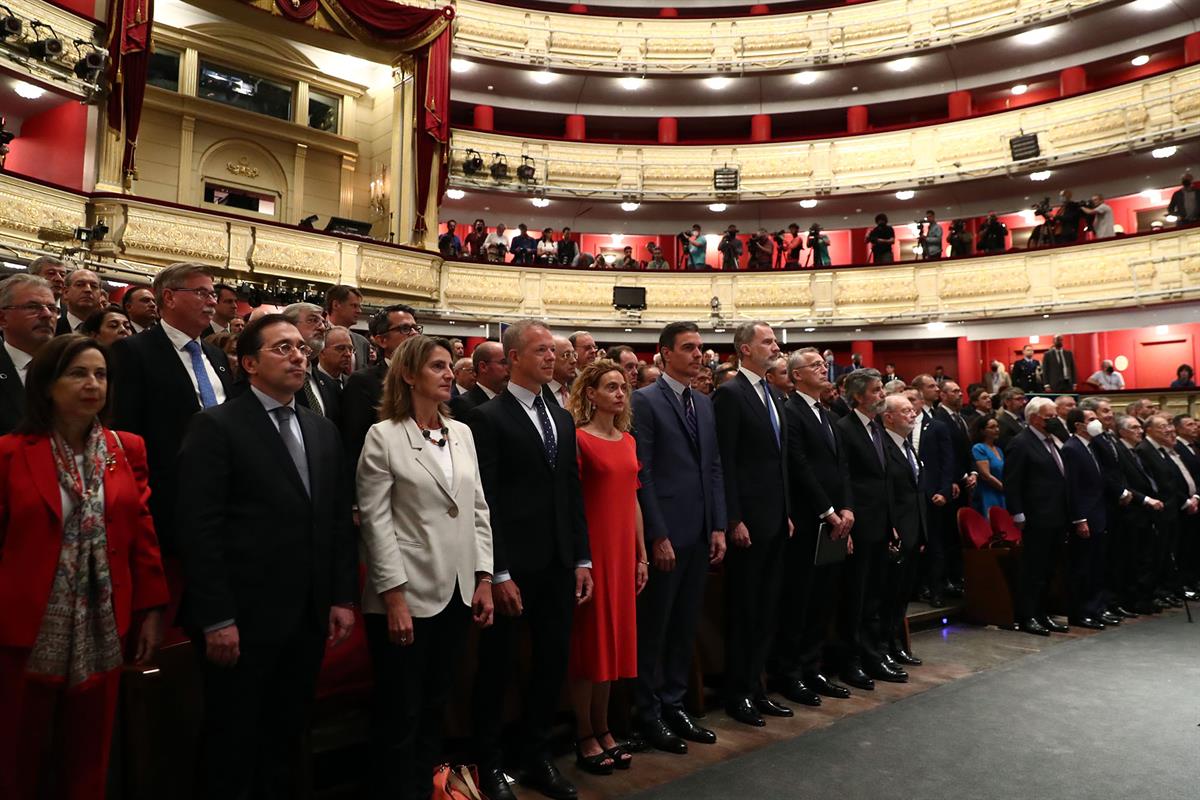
[357,334,494,800]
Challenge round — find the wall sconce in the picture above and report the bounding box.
[369,164,388,219]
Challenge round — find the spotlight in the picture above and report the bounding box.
[620,200,640,212]
[445,188,465,200]
[895,189,915,200]
[618,76,644,90]
[1014,27,1055,45]
[708,203,727,212]
[887,57,917,72]
[530,195,549,208]
[794,71,818,85]
[1151,146,1177,159]
[516,155,536,183]
[0,5,20,38]
[28,22,63,60]
[488,153,508,180]
[72,44,108,82]
[530,71,557,85]
[703,76,731,90]
[462,148,483,175]
[450,58,474,74]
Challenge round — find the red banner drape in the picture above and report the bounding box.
[413,26,450,238]
[106,0,153,187]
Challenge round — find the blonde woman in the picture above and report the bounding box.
[356,334,494,800]
[985,360,1012,395]
[566,358,648,774]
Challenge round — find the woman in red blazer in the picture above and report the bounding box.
[0,334,168,800]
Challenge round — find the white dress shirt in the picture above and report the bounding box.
[737,365,769,406]
[250,386,305,459]
[661,371,688,399]
[66,311,85,332]
[4,340,33,386]
[160,319,228,406]
[1088,369,1125,390]
[478,383,498,400]
[546,379,570,408]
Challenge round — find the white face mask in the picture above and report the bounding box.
[1086,419,1104,438]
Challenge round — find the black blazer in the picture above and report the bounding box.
[934,405,974,484]
[1042,348,1076,392]
[448,384,491,422]
[633,377,726,549]
[713,371,789,537]
[0,345,25,436]
[1003,428,1069,529]
[882,433,925,549]
[997,409,1024,452]
[834,410,891,544]
[784,392,852,532]
[1137,440,1190,528]
[1092,432,1131,506]
[1115,439,1158,522]
[1174,440,1200,486]
[1011,358,1042,393]
[54,312,73,337]
[111,324,233,552]
[296,365,342,427]
[915,411,954,500]
[1062,436,1106,533]
[468,389,589,575]
[340,361,388,467]
[175,391,356,643]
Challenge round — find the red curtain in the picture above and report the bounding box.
[106,0,153,187]
[413,27,450,238]
[328,0,450,44]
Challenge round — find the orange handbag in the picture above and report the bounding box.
[431,764,484,800]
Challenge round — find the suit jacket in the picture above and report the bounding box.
[111,325,234,552]
[341,361,388,468]
[1010,358,1043,393]
[713,371,790,536]
[1092,432,1131,506]
[784,391,852,533]
[349,330,374,372]
[1003,428,1069,529]
[54,312,74,337]
[934,404,974,484]
[834,410,891,543]
[997,409,1024,452]
[882,433,925,549]
[828,396,850,419]
[1046,417,1070,444]
[296,365,342,426]
[0,430,169,648]
[1042,348,1076,392]
[468,389,589,576]
[356,416,493,617]
[1168,186,1200,223]
[632,377,726,549]
[449,384,491,423]
[175,391,356,643]
[1115,440,1158,532]
[915,411,954,500]
[1174,440,1200,486]
[1137,440,1189,529]
[1062,436,1106,533]
[0,345,25,436]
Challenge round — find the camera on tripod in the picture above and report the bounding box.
[949,219,966,235]
[1032,197,1053,218]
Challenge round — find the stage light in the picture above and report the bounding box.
[72,46,107,82]
[895,190,915,200]
[0,5,21,38]
[1132,0,1170,10]
[887,57,917,73]
[12,80,45,100]
[618,76,644,90]
[1165,214,1179,222]
[462,148,483,175]
[620,201,640,212]
[516,156,536,183]
[1011,83,1028,96]
[708,203,727,212]
[1151,146,1177,158]
[927,321,947,331]
[530,71,557,85]
[489,153,508,180]
[1131,54,1150,66]
[1030,170,1052,181]
[28,22,63,60]
[799,199,818,209]
[794,71,818,85]
[1140,188,1161,203]
[450,58,474,74]
[445,188,465,200]
[804,327,816,332]
[703,76,731,90]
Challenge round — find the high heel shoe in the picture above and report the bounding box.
[596,730,633,770]
[575,737,614,775]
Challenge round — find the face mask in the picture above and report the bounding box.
[1086,419,1104,438]
[1106,366,1114,374]
[991,365,998,372]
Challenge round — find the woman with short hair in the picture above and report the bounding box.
[79,304,133,347]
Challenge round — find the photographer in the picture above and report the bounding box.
[978,212,1008,254]
[1055,189,1084,243]
[556,226,578,265]
[1080,193,1113,239]
[536,227,557,264]
[806,223,831,266]
[947,219,973,258]
[464,218,488,261]
[748,228,774,270]
[866,213,896,264]
[438,219,463,259]
[782,222,804,268]
[718,224,743,270]
[619,245,640,269]
[682,223,708,270]
[919,210,942,260]
[510,223,537,265]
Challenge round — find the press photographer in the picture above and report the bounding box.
[718,224,743,270]
[978,212,1008,253]
[866,213,896,264]
[806,223,831,266]
[749,228,774,270]
[781,223,804,268]
[680,223,708,269]
[917,210,942,260]
[947,219,972,258]
[1055,189,1084,243]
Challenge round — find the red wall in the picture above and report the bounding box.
[4,101,89,190]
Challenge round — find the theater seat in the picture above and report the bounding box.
[958,507,1020,627]
[988,507,1023,545]
[958,507,993,550]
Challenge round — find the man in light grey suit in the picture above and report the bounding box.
[632,321,727,754]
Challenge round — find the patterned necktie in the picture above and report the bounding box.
[272,407,310,495]
[681,387,699,446]
[183,339,219,408]
[759,379,780,445]
[815,402,835,451]
[302,375,324,417]
[869,420,886,467]
[1044,436,1064,475]
[903,438,921,481]
[532,396,558,466]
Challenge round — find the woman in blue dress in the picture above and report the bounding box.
[970,415,1005,516]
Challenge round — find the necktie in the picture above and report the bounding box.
[272,406,310,495]
[681,387,700,446]
[558,386,569,408]
[302,375,325,417]
[183,339,219,408]
[759,379,780,445]
[903,438,921,481]
[815,402,836,452]
[1044,436,1064,475]
[532,396,558,466]
[869,420,886,467]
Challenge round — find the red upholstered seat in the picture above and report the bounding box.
[989,507,1023,545]
[958,507,993,550]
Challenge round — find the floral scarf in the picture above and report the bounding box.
[26,426,123,688]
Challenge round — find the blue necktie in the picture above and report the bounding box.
[759,379,780,445]
[183,340,219,408]
[681,387,700,446]
[532,396,558,466]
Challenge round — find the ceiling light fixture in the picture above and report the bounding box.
[1015,27,1056,45]
[530,70,558,85]
[618,76,644,90]
[703,76,731,90]
[1132,0,1170,10]
[708,202,727,212]
[444,188,465,200]
[1141,189,1162,203]
[450,58,474,74]
[620,201,640,212]
[887,57,918,73]
[1151,145,1177,158]
[1011,83,1028,96]
[1030,170,1052,181]
[927,321,947,332]
[531,197,550,208]
[12,80,45,100]
[895,190,915,200]
[799,199,818,209]
[794,71,818,85]
[1131,54,1150,66]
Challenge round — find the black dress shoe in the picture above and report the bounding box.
[754,697,794,717]
[1134,601,1159,615]
[778,679,821,707]
[805,673,851,699]
[1112,605,1138,619]
[1020,618,1050,636]
[1069,617,1105,630]
[890,648,923,667]
[840,667,875,691]
[640,718,688,754]
[521,759,577,800]
[1040,616,1070,634]
[864,661,908,683]
[928,593,946,608]
[1098,611,1122,625]
[479,767,517,800]
[663,707,715,745]
[726,697,765,727]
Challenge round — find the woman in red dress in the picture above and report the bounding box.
[567,359,648,775]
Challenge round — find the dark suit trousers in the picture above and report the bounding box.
[1123,518,1160,606]
[838,538,890,669]
[198,624,326,800]
[1179,515,1200,587]
[1017,524,1065,620]
[724,525,786,701]
[771,522,840,681]
[1068,529,1106,619]
[366,600,471,800]
[472,565,575,766]
[1153,518,1183,597]
[882,546,920,652]
[922,501,961,592]
[634,539,708,722]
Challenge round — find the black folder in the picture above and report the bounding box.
[814,522,848,566]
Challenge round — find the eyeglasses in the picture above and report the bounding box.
[384,323,423,335]
[171,287,218,301]
[262,342,314,359]
[2,302,59,315]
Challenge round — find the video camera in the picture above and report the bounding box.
[1032,197,1053,218]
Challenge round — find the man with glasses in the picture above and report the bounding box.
[341,303,420,468]
[0,275,58,434]
[544,335,577,408]
[318,326,355,388]
[449,340,509,421]
[57,268,102,335]
[112,262,234,557]
[282,302,340,424]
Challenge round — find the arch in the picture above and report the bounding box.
[196,138,290,221]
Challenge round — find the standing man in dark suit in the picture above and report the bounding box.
[0,275,57,435]
[282,303,341,424]
[176,314,357,800]
[1010,345,1043,394]
[996,388,1027,451]
[909,376,956,607]
[1080,398,1139,619]
[57,268,102,335]
[1061,408,1111,629]
[713,321,794,727]
[1004,397,1072,636]
[1042,335,1076,392]
[1172,414,1200,591]
[111,262,234,556]
[772,348,854,702]
[935,380,977,595]
[1113,414,1166,614]
[1137,414,1199,606]
[448,340,508,421]
[879,394,926,666]
[26,255,68,301]
[632,321,727,753]
[324,284,373,370]
[340,304,420,468]
[834,368,905,687]
[469,319,592,800]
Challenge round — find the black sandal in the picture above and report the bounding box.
[597,731,633,770]
[575,736,614,775]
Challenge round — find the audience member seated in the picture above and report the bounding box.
[1087,359,1126,390]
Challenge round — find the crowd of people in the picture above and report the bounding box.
[2,255,1199,800]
